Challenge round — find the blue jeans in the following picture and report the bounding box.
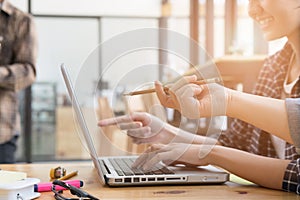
[0,135,18,163]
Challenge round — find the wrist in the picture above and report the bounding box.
[163,123,193,144]
[226,89,240,118]
[206,145,226,167]
[157,123,176,144]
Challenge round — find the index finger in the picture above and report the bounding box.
[154,81,168,103]
[98,115,133,126]
[169,75,197,93]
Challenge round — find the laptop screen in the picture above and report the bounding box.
[60,64,104,182]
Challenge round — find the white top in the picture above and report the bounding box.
[284,77,299,94]
[271,135,286,159]
[283,53,298,95]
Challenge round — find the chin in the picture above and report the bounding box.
[263,33,285,42]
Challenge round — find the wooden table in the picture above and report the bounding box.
[1,161,298,200]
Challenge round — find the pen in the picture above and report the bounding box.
[123,77,221,96]
[58,170,78,180]
[34,179,83,192]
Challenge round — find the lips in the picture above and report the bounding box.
[256,16,274,28]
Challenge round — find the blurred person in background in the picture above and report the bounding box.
[0,0,37,163]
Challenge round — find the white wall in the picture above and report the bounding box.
[8,0,28,11]
[100,18,159,90]
[31,1,162,107]
[31,0,161,17]
[10,0,192,109]
[35,17,100,97]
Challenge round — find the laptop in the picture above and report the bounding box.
[60,64,229,186]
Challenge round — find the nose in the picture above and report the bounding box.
[248,0,263,19]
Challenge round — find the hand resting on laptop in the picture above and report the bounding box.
[132,143,212,171]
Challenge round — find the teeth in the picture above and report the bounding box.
[256,17,273,25]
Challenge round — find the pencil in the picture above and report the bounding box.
[123,77,221,96]
[57,170,78,180]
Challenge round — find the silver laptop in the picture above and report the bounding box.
[60,64,229,186]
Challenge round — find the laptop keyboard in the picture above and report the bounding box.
[108,158,174,176]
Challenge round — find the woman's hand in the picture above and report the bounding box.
[98,112,175,144]
[132,143,213,171]
[155,75,231,118]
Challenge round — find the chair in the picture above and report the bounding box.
[97,97,128,156]
[215,55,265,92]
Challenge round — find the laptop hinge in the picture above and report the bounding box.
[100,160,111,175]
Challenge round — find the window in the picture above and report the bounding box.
[236,0,254,55]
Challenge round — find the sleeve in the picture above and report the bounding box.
[219,54,284,156]
[0,14,37,91]
[282,159,300,194]
[285,98,300,154]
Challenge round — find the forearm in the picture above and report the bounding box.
[210,145,290,190]
[0,63,36,91]
[227,90,292,143]
[0,15,37,91]
[166,123,220,145]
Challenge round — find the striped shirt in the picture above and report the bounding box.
[218,42,300,193]
[0,0,37,143]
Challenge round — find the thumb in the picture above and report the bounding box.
[193,85,205,96]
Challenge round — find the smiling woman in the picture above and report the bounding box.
[218,0,300,193]
[248,0,300,41]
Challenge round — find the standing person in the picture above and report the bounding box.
[0,0,37,163]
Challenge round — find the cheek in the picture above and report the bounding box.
[283,11,300,31]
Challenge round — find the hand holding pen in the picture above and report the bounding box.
[154,75,228,119]
[123,77,221,96]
